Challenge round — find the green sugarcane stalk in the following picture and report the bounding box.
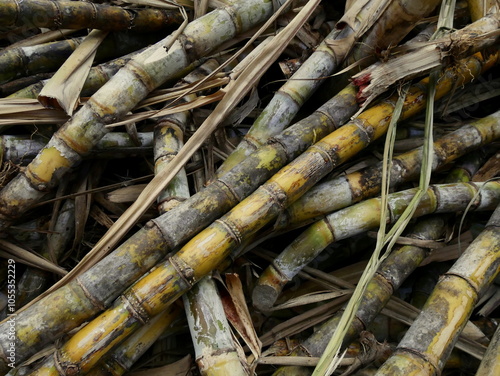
[374,202,500,376]
[184,277,246,376]
[217,0,441,176]
[0,82,358,373]
[2,49,495,373]
[0,0,183,32]
[29,51,500,376]
[253,182,500,311]
[276,109,500,231]
[0,32,162,85]
[0,132,154,166]
[475,321,500,376]
[0,0,275,228]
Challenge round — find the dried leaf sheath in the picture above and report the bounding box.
[0,0,183,32]
[252,182,500,311]
[375,203,500,376]
[0,0,275,228]
[31,53,499,376]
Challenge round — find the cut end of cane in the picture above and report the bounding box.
[352,73,371,104]
[252,284,279,312]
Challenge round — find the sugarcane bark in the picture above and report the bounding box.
[0,0,183,32]
[475,322,500,376]
[184,277,246,376]
[374,204,500,375]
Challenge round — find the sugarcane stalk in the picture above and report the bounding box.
[183,277,246,376]
[87,305,180,376]
[0,32,162,85]
[253,182,500,311]
[0,0,275,229]
[270,216,446,376]
[8,50,140,99]
[0,81,358,374]
[374,202,500,375]
[28,50,500,375]
[475,321,500,376]
[216,0,441,176]
[0,132,154,166]
[276,109,500,231]
[466,0,497,21]
[0,0,183,32]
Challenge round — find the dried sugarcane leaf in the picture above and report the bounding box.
[0,239,67,275]
[7,29,79,49]
[105,184,147,203]
[271,290,353,311]
[472,151,500,181]
[128,354,193,376]
[222,273,262,360]
[120,0,193,9]
[38,30,109,115]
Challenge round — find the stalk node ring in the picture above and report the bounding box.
[121,294,150,325]
[169,255,196,286]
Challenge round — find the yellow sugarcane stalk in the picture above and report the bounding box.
[0,0,274,229]
[87,305,180,376]
[25,50,500,376]
[0,0,183,32]
[374,202,500,376]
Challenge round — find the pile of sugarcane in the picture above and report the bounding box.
[0,0,499,375]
